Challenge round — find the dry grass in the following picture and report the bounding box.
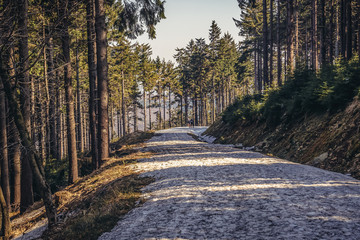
[11,131,155,240]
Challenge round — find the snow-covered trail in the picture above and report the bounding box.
[99,127,360,240]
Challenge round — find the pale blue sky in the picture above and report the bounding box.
[133,0,242,62]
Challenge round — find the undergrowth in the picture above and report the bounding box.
[222,56,360,127]
[13,131,155,240]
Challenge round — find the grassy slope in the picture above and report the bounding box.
[205,98,360,179]
[11,131,155,240]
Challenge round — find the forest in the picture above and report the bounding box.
[0,0,360,238]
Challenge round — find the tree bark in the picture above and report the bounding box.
[320,0,326,65]
[17,0,34,213]
[95,0,109,161]
[277,0,282,86]
[346,0,352,60]
[1,56,57,226]
[148,92,152,130]
[270,0,274,86]
[0,81,10,210]
[263,0,269,88]
[143,90,147,131]
[340,0,346,57]
[86,0,99,169]
[0,186,11,239]
[168,86,172,128]
[76,45,84,153]
[287,0,295,72]
[60,0,78,184]
[121,74,127,135]
[312,0,319,70]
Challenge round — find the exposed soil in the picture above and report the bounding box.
[205,98,360,179]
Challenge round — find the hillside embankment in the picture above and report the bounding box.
[205,98,360,179]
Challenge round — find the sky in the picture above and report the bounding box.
[133,0,243,62]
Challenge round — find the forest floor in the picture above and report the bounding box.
[99,127,360,240]
[12,131,155,240]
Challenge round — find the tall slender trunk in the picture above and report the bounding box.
[295,0,299,63]
[340,0,346,57]
[143,90,147,131]
[287,0,295,72]
[76,45,84,153]
[148,92,152,130]
[46,28,57,160]
[277,0,282,86]
[60,0,78,184]
[330,0,335,62]
[95,0,109,161]
[121,75,126,135]
[168,86,171,128]
[320,0,326,65]
[211,75,215,123]
[0,187,11,239]
[184,91,188,124]
[263,0,269,88]
[312,0,319,70]
[335,0,340,58]
[133,92,138,132]
[56,71,62,161]
[346,0,352,59]
[358,0,360,59]
[11,123,21,208]
[163,87,166,129]
[17,0,34,213]
[86,0,98,169]
[158,86,162,129]
[0,81,10,210]
[270,0,274,86]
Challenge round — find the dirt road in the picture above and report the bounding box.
[99,127,360,240]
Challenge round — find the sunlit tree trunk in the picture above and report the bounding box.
[60,0,78,183]
[95,0,109,162]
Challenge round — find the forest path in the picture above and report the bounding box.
[99,127,360,240]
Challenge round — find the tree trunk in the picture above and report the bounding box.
[312,0,319,70]
[121,75,127,135]
[358,0,360,59]
[86,0,99,169]
[263,0,269,88]
[76,45,84,153]
[168,85,171,128]
[277,0,282,86]
[17,0,34,213]
[346,0,352,60]
[0,81,10,210]
[46,28,57,160]
[143,90,147,131]
[95,0,109,161]
[60,0,78,184]
[1,56,57,226]
[163,87,166,129]
[11,124,21,208]
[56,71,63,161]
[320,0,326,65]
[340,0,346,57]
[330,0,335,62]
[158,86,162,129]
[295,0,299,64]
[287,0,295,72]
[0,186,11,239]
[270,0,274,86]
[148,92,152,130]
